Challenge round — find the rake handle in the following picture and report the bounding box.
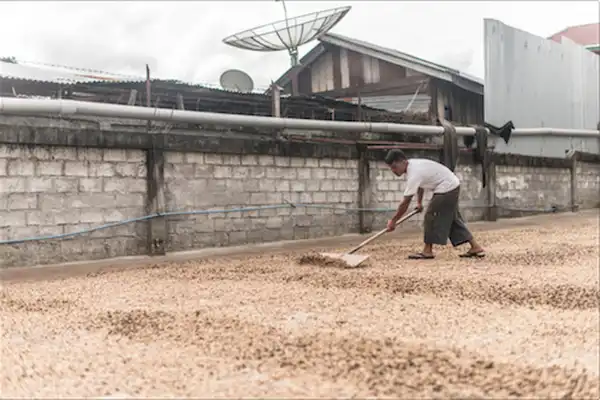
[347,208,421,254]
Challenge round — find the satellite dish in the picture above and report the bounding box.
[223,2,351,67]
[219,69,255,92]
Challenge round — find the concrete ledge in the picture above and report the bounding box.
[2,209,596,284]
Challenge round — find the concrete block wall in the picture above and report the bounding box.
[164,152,360,251]
[0,144,147,267]
[577,162,600,209]
[1,117,599,268]
[495,165,572,212]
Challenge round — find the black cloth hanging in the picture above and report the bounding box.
[441,120,458,172]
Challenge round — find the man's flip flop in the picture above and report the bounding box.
[408,253,435,260]
[459,251,486,258]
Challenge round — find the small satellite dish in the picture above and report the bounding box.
[219,69,255,92]
[223,2,351,67]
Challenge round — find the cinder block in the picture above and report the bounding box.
[0,177,26,193]
[8,193,37,210]
[298,192,312,203]
[0,211,27,227]
[275,181,291,192]
[79,178,103,193]
[340,192,355,203]
[296,168,311,180]
[291,181,306,192]
[64,161,88,177]
[0,159,7,176]
[37,161,63,176]
[165,152,185,164]
[204,154,223,164]
[257,155,274,166]
[185,152,205,164]
[325,169,340,179]
[213,166,232,178]
[40,194,64,211]
[313,192,327,203]
[115,193,146,207]
[333,159,347,168]
[266,192,283,204]
[78,148,103,161]
[290,157,305,167]
[126,150,145,162]
[249,166,267,179]
[80,209,105,223]
[51,147,78,160]
[8,160,35,176]
[27,177,54,192]
[89,162,115,177]
[54,209,82,225]
[305,180,320,192]
[105,178,145,194]
[327,192,341,203]
[26,210,53,226]
[231,167,250,179]
[241,155,258,166]
[114,163,139,177]
[319,159,333,167]
[274,157,290,167]
[38,225,65,237]
[311,169,326,180]
[10,225,39,239]
[194,164,214,178]
[103,149,128,162]
[54,178,78,193]
[165,163,195,179]
[223,154,242,165]
[305,158,319,168]
[320,180,334,191]
[250,193,268,205]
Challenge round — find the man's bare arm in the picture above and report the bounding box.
[392,195,413,223]
[417,187,424,205]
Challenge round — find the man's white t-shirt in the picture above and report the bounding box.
[403,158,460,197]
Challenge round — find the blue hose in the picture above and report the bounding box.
[0,203,398,246]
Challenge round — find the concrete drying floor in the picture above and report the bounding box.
[1,211,599,398]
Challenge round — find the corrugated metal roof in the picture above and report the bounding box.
[0,60,146,84]
[337,94,431,114]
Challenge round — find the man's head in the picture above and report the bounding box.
[384,149,408,176]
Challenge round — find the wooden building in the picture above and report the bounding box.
[272,32,485,125]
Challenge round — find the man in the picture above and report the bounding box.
[384,149,485,259]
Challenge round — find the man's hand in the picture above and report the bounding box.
[416,202,423,212]
[387,219,397,232]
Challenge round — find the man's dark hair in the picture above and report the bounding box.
[384,149,407,165]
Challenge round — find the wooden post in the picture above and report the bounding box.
[271,83,282,117]
[176,93,185,110]
[357,145,372,233]
[127,89,138,105]
[146,134,167,256]
[570,152,579,212]
[485,152,497,221]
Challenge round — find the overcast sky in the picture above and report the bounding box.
[1,1,597,90]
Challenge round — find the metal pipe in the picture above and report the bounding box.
[1,97,599,138]
[0,97,453,136]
